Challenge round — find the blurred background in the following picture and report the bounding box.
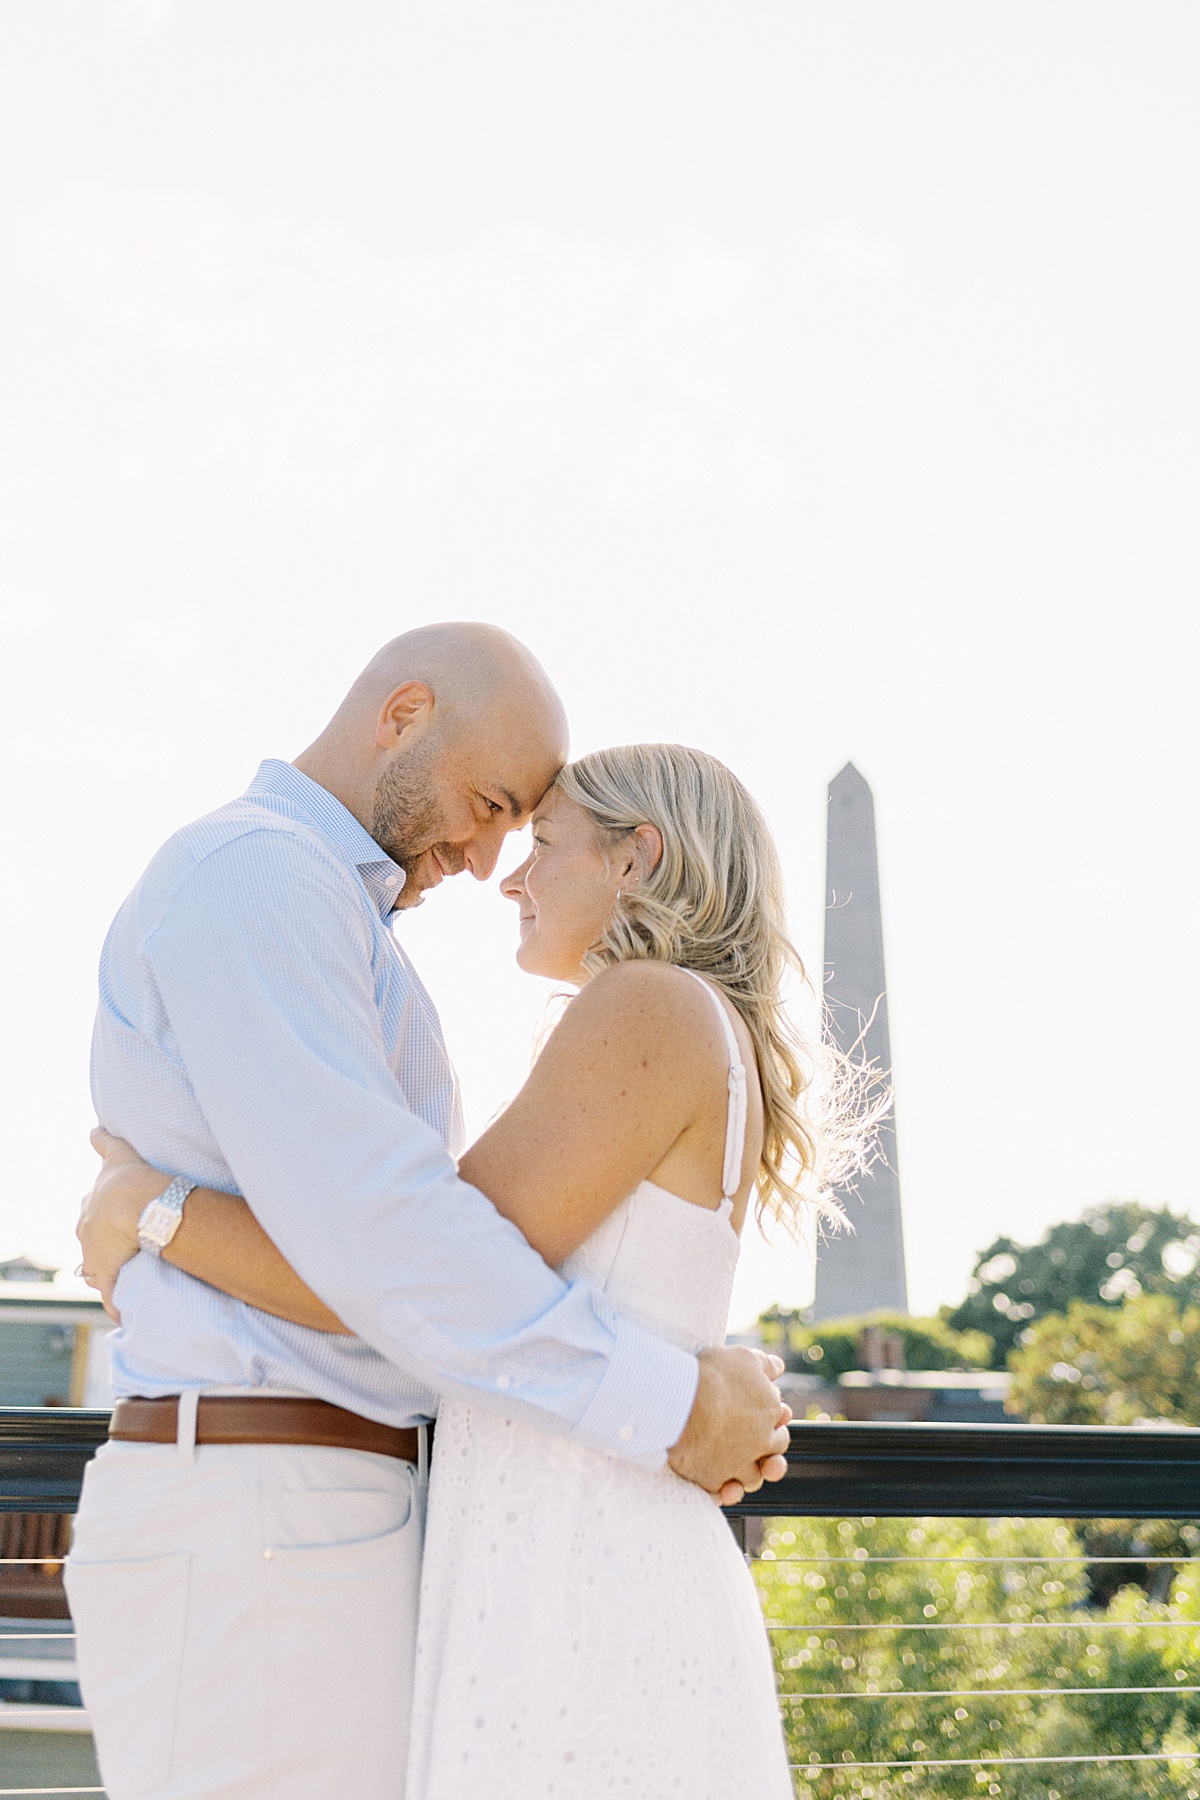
[0,0,1196,1329]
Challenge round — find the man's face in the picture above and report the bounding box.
[371,705,565,909]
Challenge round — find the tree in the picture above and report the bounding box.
[948,1201,1200,1368]
[1007,1293,1200,1428]
[1009,1293,1200,1611]
[754,1510,1200,1797]
[758,1307,992,1380]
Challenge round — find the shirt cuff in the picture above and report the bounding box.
[570,1317,699,1470]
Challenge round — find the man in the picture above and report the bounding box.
[70,622,790,1799]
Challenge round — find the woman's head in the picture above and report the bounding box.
[502,779,663,986]
[501,743,878,1232]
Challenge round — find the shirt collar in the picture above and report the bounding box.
[246,760,407,918]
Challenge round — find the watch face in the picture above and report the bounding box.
[139,1201,176,1246]
[138,1180,189,1251]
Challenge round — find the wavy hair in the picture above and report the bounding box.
[555,743,882,1236]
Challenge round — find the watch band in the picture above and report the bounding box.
[137,1176,197,1257]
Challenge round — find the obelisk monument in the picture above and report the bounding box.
[811,762,909,1321]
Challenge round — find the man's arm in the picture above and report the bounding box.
[139,829,787,1489]
[82,1125,790,1503]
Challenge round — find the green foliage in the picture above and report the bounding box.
[948,1202,1200,1368]
[759,1307,992,1380]
[1077,1518,1200,1610]
[753,1513,1200,1798]
[1008,1293,1200,1428]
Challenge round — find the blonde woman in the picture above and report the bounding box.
[83,743,863,1799]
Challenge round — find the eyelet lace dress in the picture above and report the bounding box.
[404,972,794,1799]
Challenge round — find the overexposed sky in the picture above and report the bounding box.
[1,1,1197,1328]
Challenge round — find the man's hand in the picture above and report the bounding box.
[667,1345,792,1506]
[76,1128,164,1320]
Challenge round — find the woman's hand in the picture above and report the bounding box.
[77,1128,168,1320]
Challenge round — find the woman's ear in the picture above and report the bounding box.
[623,823,663,888]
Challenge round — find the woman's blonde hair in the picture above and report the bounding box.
[555,743,881,1235]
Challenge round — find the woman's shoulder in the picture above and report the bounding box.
[574,956,714,1014]
[556,960,734,1072]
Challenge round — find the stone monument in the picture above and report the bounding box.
[811,762,909,1321]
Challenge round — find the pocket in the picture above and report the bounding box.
[65,1551,190,1799]
[266,1509,420,1581]
[267,1480,413,1554]
[263,1510,424,1790]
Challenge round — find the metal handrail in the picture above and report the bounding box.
[0,1411,109,1515]
[736,1416,1200,1519]
[4,1409,1200,1516]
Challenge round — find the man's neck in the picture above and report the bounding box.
[292,744,374,835]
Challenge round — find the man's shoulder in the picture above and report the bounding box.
[169,786,333,859]
[122,791,366,936]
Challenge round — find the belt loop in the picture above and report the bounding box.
[417,1422,429,1486]
[176,1389,200,1468]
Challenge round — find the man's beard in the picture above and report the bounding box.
[371,749,457,909]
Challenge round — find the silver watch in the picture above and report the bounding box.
[137,1176,196,1257]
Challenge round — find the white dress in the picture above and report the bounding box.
[404,973,794,1800]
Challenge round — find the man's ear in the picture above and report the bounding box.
[624,823,663,888]
[375,682,435,751]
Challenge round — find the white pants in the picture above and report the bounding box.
[65,1437,424,1800]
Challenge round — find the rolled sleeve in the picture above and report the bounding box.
[571,1316,699,1470]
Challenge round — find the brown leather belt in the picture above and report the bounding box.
[109,1396,423,1464]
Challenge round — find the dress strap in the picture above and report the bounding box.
[680,968,749,1201]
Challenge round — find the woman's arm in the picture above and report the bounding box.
[79,1131,347,1332]
[459,960,726,1265]
[81,961,728,1323]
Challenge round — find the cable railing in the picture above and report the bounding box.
[735,1420,1200,1797]
[1,1410,111,1797]
[4,1410,1200,1797]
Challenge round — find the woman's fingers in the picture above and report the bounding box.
[77,1258,121,1324]
[77,1132,151,1324]
[90,1126,138,1163]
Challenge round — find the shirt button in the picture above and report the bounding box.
[383,875,400,889]
[496,1374,511,1391]
[618,1425,634,1443]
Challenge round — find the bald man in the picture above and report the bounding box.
[68,624,789,1800]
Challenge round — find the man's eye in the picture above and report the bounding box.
[485,798,504,816]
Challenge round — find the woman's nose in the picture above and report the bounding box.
[500,852,533,900]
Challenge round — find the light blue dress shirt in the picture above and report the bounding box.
[92,760,698,1469]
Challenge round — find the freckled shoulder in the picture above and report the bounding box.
[555,960,732,1076]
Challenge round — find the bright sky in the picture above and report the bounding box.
[1,1,1196,1330]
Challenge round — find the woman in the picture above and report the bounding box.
[83,742,866,1799]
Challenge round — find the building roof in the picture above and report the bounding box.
[0,1256,59,1284]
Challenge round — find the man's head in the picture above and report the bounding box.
[295,623,568,908]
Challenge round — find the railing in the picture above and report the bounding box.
[1,1410,111,1797]
[736,1420,1200,1797]
[4,1410,1200,1797]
